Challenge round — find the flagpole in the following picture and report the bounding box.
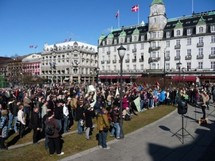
[117,10,120,28]
[138,5,140,25]
[192,0,194,14]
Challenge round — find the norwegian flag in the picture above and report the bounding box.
[29,45,34,48]
[131,5,139,12]
[115,10,119,18]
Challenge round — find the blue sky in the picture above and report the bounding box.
[0,0,214,57]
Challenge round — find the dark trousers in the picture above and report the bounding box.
[19,123,25,138]
[48,137,62,154]
[33,129,40,143]
[0,137,6,149]
[201,106,206,119]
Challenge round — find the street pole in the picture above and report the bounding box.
[117,44,126,139]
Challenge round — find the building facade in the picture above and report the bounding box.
[41,41,98,84]
[98,0,215,84]
[22,53,42,76]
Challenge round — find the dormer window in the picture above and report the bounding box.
[166,31,171,38]
[176,30,180,36]
[187,28,192,35]
[199,27,204,33]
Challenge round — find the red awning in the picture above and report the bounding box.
[172,76,196,82]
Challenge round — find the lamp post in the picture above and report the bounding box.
[95,67,100,84]
[117,44,126,139]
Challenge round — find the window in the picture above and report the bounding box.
[187,49,191,56]
[198,48,203,55]
[187,62,191,70]
[176,40,180,45]
[166,51,170,57]
[126,65,129,70]
[199,37,203,43]
[141,53,144,60]
[187,28,192,35]
[187,38,192,45]
[141,35,144,41]
[176,30,180,36]
[114,65,116,71]
[211,62,215,70]
[211,36,215,43]
[140,64,144,70]
[166,32,171,38]
[102,48,105,53]
[152,41,156,47]
[127,37,130,43]
[133,64,136,70]
[151,63,156,69]
[133,36,137,41]
[166,40,170,47]
[141,43,144,49]
[212,47,215,55]
[114,39,117,44]
[166,63,170,70]
[199,27,204,33]
[120,38,124,43]
[198,62,203,69]
[114,46,116,52]
[176,50,180,57]
[211,25,215,32]
[151,52,156,58]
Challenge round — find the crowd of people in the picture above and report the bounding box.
[0,81,215,155]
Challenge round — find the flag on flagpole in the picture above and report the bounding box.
[115,10,119,18]
[29,45,34,48]
[131,5,139,12]
[134,96,141,112]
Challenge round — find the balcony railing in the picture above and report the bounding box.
[196,54,204,59]
[132,59,137,63]
[174,44,181,49]
[139,58,144,62]
[112,60,116,64]
[101,61,105,64]
[174,56,181,60]
[148,57,160,63]
[148,46,160,52]
[125,59,130,63]
[165,56,170,61]
[209,54,215,59]
[185,55,192,60]
[197,42,204,47]
[107,51,110,54]
[106,60,110,64]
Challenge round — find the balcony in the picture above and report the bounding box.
[197,42,204,47]
[107,51,110,54]
[196,54,204,59]
[165,56,170,61]
[106,60,110,64]
[112,60,116,64]
[132,59,137,63]
[148,57,160,63]
[209,54,215,59]
[139,58,144,62]
[174,56,181,60]
[185,55,192,60]
[174,44,181,49]
[101,61,105,64]
[125,59,130,63]
[148,46,160,52]
[132,48,137,53]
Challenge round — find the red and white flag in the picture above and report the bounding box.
[115,10,119,18]
[131,5,139,12]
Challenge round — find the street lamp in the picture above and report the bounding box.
[117,43,126,139]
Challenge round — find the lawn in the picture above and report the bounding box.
[0,105,175,161]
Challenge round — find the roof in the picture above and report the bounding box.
[151,0,164,5]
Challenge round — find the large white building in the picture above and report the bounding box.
[41,41,98,84]
[98,0,215,84]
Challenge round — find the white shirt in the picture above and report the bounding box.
[63,104,69,117]
[17,110,26,125]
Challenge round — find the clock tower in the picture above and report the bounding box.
[148,0,167,39]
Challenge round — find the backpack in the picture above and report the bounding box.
[45,121,55,136]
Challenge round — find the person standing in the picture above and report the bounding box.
[75,99,85,134]
[17,104,26,138]
[0,109,8,150]
[96,106,110,149]
[30,106,41,144]
[110,105,120,139]
[45,111,64,156]
[83,104,95,140]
